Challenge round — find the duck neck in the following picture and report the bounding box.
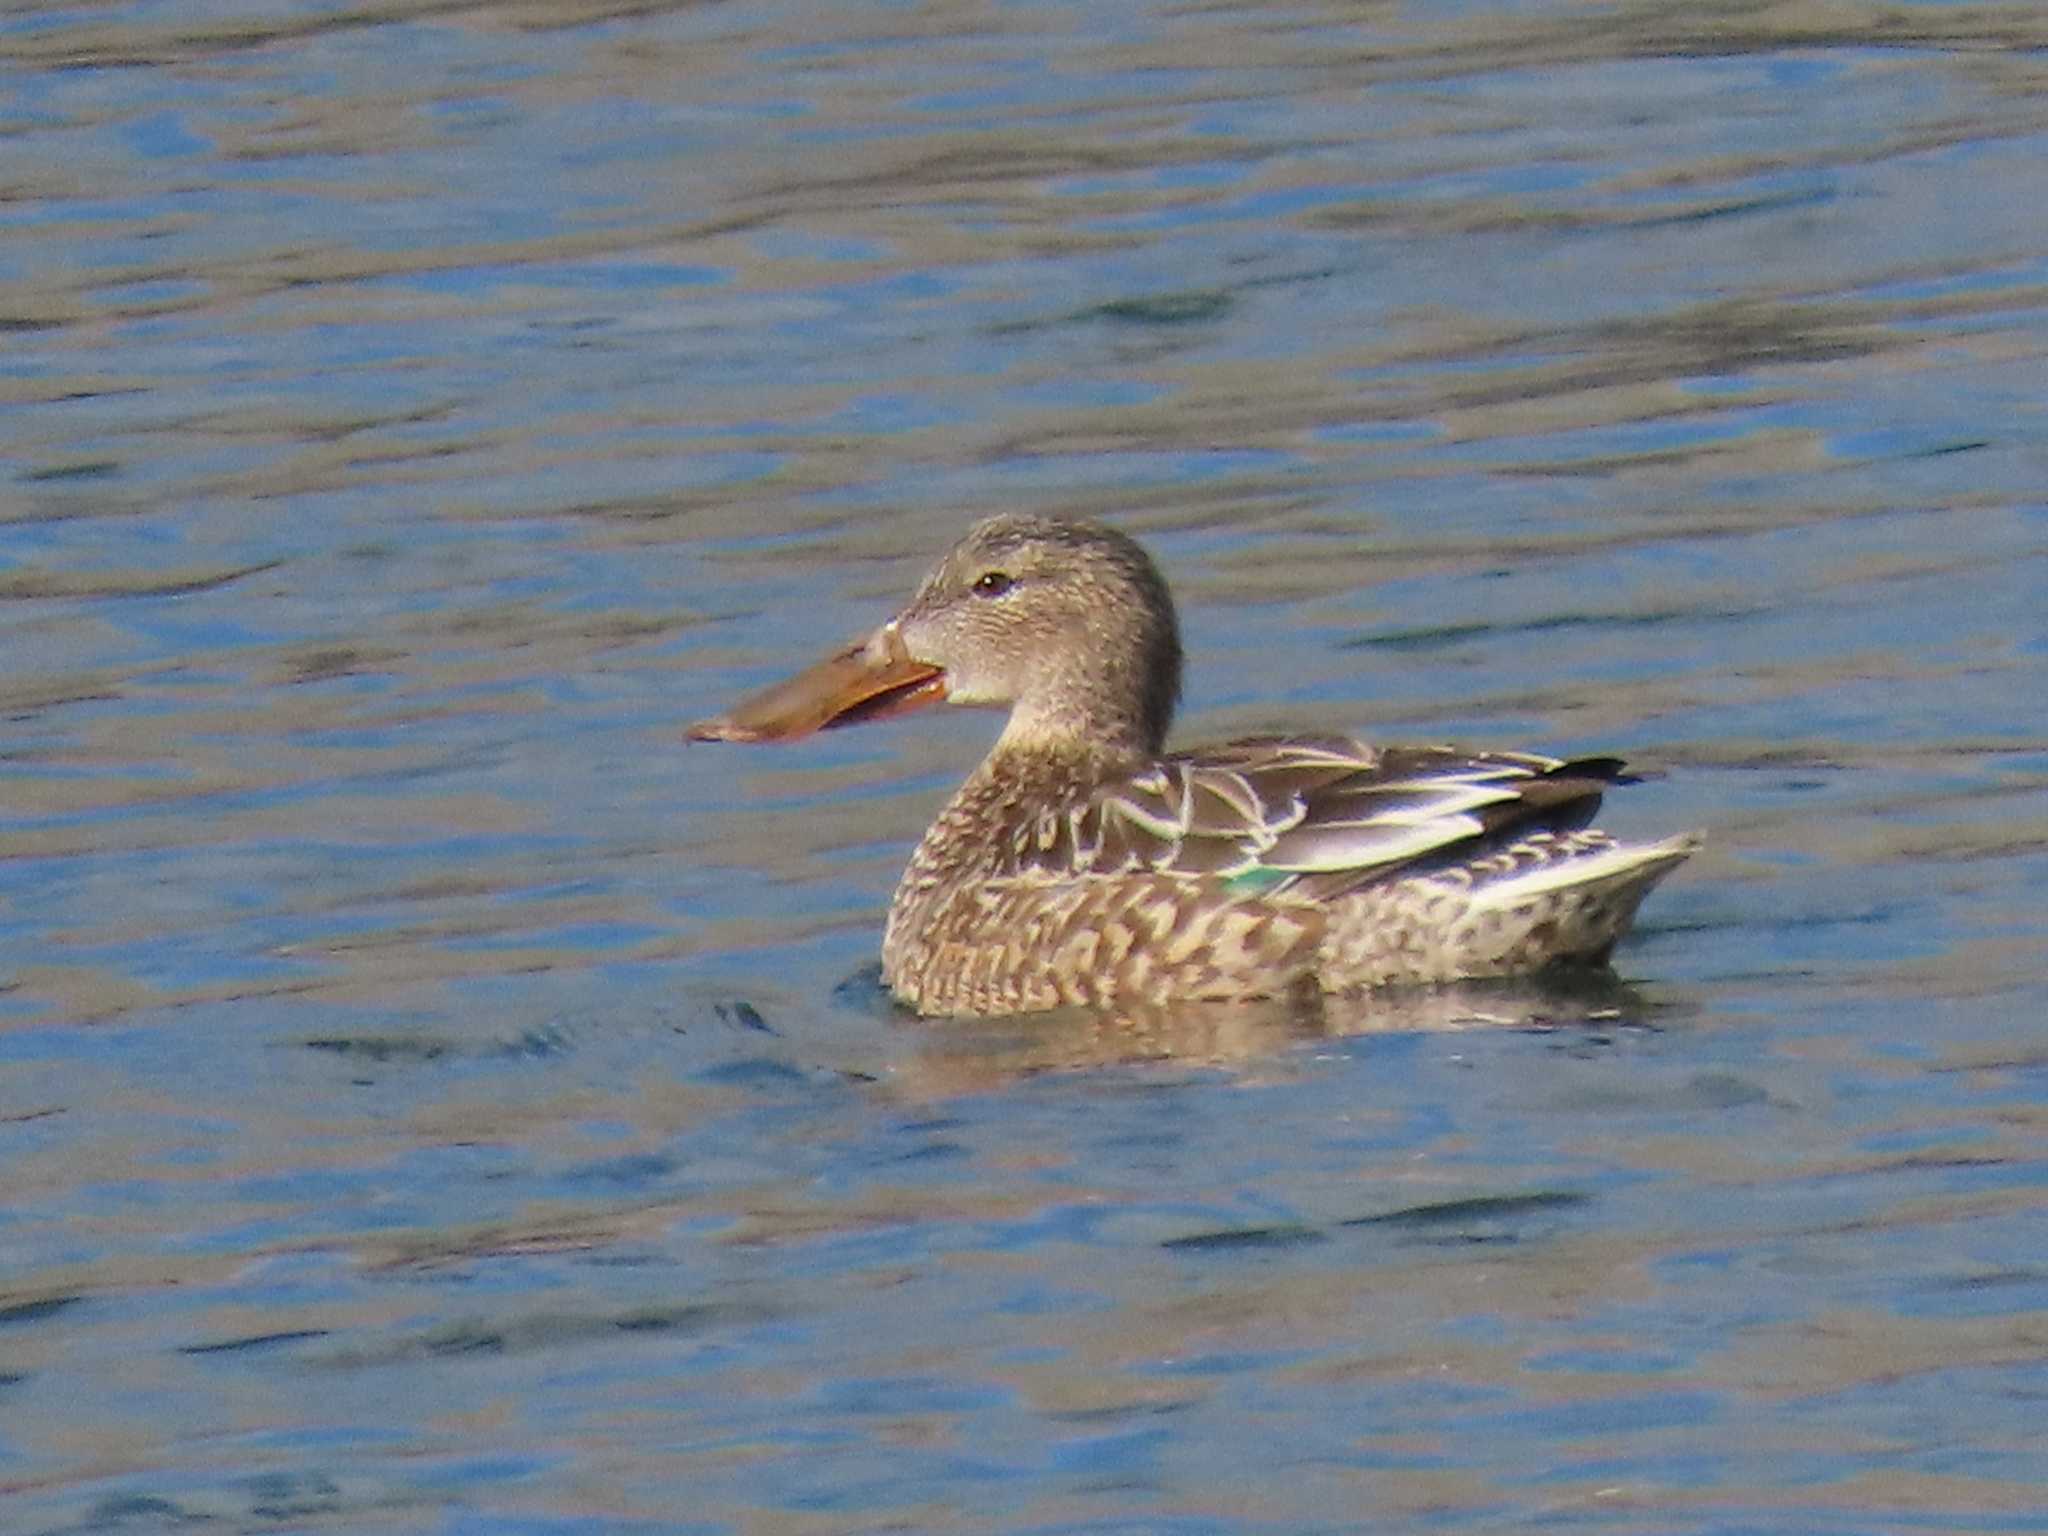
[990,691,1163,765]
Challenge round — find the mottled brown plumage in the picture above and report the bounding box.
[690,515,1699,1017]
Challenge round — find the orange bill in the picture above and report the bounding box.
[686,626,947,743]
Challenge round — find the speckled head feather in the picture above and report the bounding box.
[893,515,1182,759]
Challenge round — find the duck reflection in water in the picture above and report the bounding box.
[825,963,1671,1093]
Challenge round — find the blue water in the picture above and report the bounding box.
[3,2,2046,1532]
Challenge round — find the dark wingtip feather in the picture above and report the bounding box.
[1554,755,1635,784]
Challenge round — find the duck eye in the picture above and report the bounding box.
[971,570,1015,598]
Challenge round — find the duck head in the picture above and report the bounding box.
[687,514,1183,758]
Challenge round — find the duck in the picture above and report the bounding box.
[688,514,1699,1018]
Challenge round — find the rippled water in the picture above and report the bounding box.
[4,1,2046,1531]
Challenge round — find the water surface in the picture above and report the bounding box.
[4,1,2046,1531]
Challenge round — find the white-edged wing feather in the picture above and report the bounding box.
[1002,734,1629,897]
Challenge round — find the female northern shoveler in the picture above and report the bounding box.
[689,515,1699,1018]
